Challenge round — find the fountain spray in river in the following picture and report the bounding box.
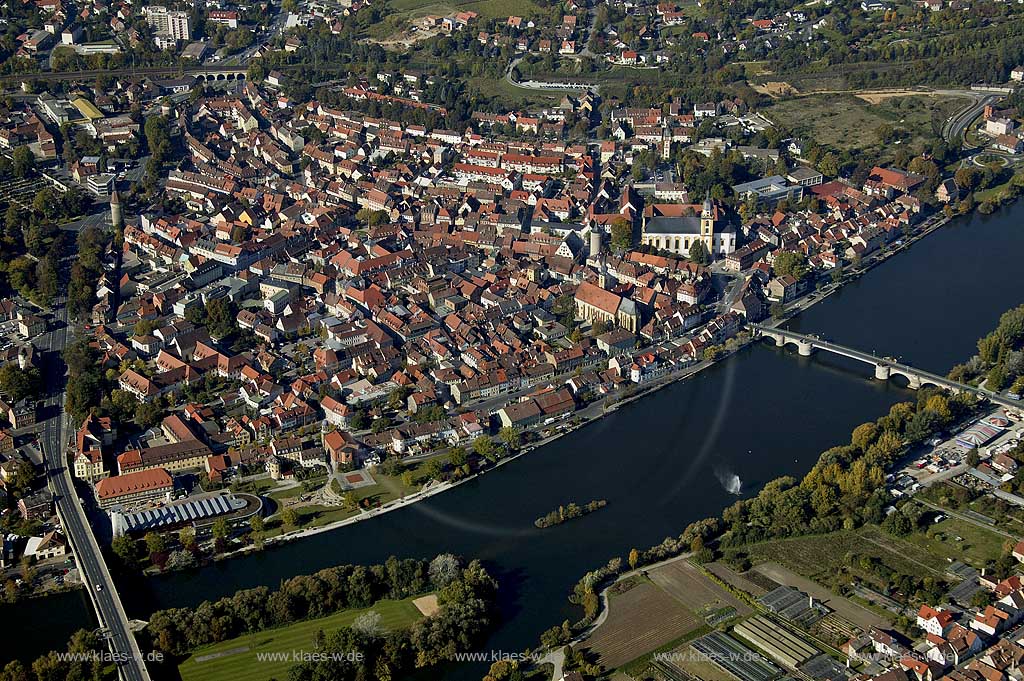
[716,469,742,495]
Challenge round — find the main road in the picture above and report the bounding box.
[37,293,151,681]
[942,92,1002,145]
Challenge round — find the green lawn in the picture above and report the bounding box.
[468,76,564,108]
[387,0,542,19]
[265,462,435,536]
[178,597,426,681]
[900,515,1010,568]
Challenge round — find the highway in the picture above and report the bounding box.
[38,292,151,681]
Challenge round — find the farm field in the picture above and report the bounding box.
[705,561,768,597]
[585,580,702,669]
[647,560,752,618]
[765,93,967,157]
[742,526,948,582]
[177,597,424,681]
[671,644,738,681]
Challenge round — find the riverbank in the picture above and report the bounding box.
[157,206,960,573]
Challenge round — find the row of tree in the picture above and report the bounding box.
[949,303,1024,394]
[285,559,499,679]
[146,554,466,656]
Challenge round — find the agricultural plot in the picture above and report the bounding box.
[648,560,752,619]
[899,515,1010,568]
[744,526,947,582]
[585,581,701,669]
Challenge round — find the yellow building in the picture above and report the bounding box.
[641,197,736,259]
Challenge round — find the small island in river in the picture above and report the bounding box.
[535,500,608,529]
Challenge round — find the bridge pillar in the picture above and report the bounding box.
[875,364,890,381]
[907,375,922,390]
[797,341,813,357]
[774,335,784,348]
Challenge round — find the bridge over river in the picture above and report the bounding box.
[750,323,1019,409]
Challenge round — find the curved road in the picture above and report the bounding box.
[942,92,1002,146]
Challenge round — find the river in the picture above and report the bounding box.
[4,203,1024,677]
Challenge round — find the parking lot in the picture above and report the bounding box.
[888,408,1024,498]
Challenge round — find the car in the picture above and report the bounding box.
[95,584,103,591]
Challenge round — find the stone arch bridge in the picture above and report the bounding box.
[749,323,1018,408]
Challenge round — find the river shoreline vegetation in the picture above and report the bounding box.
[949,303,1024,395]
[534,500,608,529]
[136,554,499,680]
[519,300,1024,678]
[519,347,1004,677]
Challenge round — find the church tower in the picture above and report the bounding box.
[700,194,715,240]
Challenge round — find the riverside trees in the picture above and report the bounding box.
[145,555,499,679]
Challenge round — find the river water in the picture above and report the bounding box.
[5,203,1024,676]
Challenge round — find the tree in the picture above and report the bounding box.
[356,208,388,227]
[281,507,299,529]
[144,115,171,162]
[144,532,167,557]
[628,548,639,570]
[211,519,229,541]
[0,365,42,403]
[204,298,237,339]
[111,536,142,569]
[249,515,264,533]
[499,426,521,451]
[882,510,913,537]
[12,146,34,179]
[609,217,633,252]
[473,436,498,461]
[447,447,468,468]
[851,422,879,451]
[425,458,445,481]
[428,553,461,588]
[688,240,710,265]
[134,400,164,428]
[817,151,840,178]
[955,167,979,192]
[179,527,196,549]
[773,251,808,279]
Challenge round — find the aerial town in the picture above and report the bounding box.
[2,0,1024,677]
